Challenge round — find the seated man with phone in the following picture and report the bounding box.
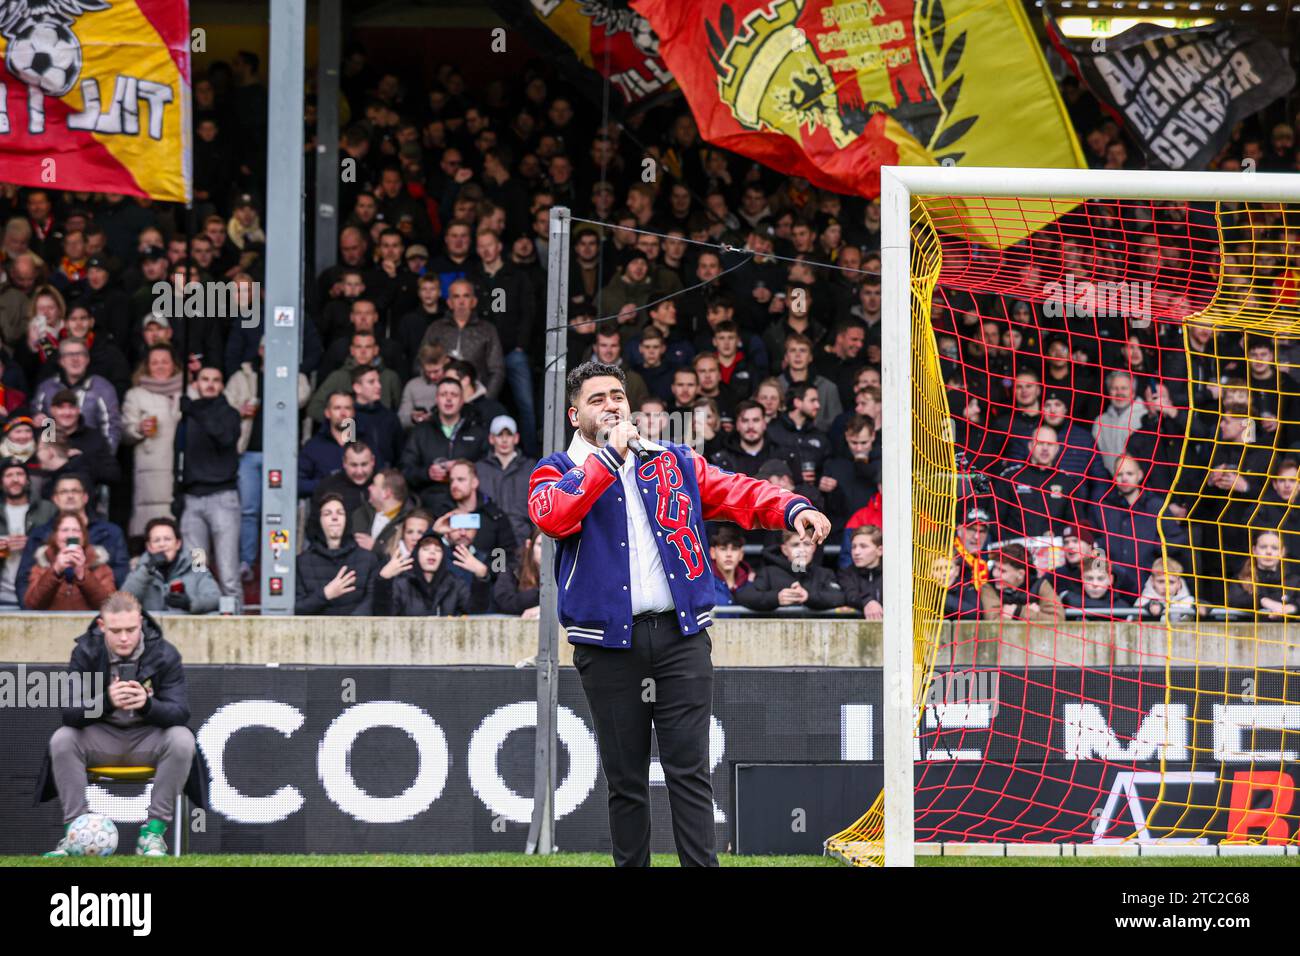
[35,591,205,857]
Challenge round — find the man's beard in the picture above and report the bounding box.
[3,486,25,502]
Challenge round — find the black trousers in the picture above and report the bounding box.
[572,612,718,867]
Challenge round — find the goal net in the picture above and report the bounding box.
[827,168,1300,866]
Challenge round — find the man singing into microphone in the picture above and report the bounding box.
[528,361,831,866]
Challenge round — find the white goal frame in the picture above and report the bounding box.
[879,165,1300,868]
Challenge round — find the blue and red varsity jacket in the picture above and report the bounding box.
[528,432,815,648]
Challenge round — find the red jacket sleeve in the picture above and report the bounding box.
[691,450,814,530]
[528,449,623,538]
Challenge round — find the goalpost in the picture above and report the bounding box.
[830,165,1300,867]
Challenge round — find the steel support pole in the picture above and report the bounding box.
[526,206,570,854]
[259,0,307,614]
[313,0,340,277]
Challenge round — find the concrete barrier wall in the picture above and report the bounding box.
[1,613,1298,667]
[0,613,879,667]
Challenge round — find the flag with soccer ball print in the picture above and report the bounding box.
[0,0,191,202]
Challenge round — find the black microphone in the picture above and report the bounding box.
[627,437,652,461]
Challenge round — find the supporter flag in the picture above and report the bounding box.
[1046,13,1295,171]
[0,0,191,202]
[632,0,1084,220]
[488,0,676,114]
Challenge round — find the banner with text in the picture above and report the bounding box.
[0,0,192,201]
[1046,14,1295,171]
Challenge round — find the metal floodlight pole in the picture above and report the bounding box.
[526,205,570,854]
[877,164,1300,869]
[313,0,341,277]
[260,0,307,613]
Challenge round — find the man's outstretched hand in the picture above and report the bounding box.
[793,508,832,546]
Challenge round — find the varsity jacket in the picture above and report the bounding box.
[528,432,815,648]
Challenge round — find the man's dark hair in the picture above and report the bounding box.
[446,358,478,385]
[734,399,763,419]
[712,525,745,550]
[566,361,626,407]
[833,317,868,339]
[786,383,818,409]
[436,376,464,393]
[144,516,180,540]
[343,440,374,458]
[350,363,380,386]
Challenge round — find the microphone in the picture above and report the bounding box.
[627,437,652,462]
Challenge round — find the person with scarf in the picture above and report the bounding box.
[0,416,36,467]
[121,346,184,538]
[294,493,378,615]
[389,529,468,617]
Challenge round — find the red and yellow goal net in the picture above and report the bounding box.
[829,180,1300,865]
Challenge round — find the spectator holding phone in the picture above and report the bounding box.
[399,377,489,492]
[24,511,115,610]
[396,343,448,429]
[295,492,378,615]
[36,591,204,857]
[441,511,496,613]
[122,517,221,615]
[15,474,129,603]
[389,531,468,616]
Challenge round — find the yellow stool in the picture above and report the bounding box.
[86,766,187,857]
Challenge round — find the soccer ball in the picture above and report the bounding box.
[5,20,84,97]
[630,15,660,58]
[66,813,118,857]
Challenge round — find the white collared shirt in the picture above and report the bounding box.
[568,431,675,616]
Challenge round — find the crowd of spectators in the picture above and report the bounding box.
[0,44,1298,620]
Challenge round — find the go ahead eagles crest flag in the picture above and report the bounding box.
[632,0,1084,244]
[1045,13,1295,171]
[0,0,191,202]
